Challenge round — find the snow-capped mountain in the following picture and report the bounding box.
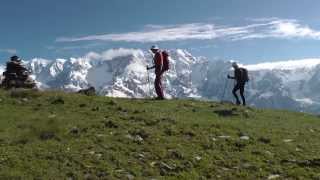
[1,48,320,114]
[245,60,320,114]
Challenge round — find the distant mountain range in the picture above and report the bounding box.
[1,48,320,114]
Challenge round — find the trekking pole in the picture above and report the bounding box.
[146,67,152,98]
[221,78,228,101]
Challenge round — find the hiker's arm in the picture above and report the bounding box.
[147,65,155,70]
[147,53,160,70]
[227,75,235,79]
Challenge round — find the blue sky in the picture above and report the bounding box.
[1,0,320,64]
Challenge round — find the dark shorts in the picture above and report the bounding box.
[233,82,245,93]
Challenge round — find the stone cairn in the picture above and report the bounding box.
[1,56,36,89]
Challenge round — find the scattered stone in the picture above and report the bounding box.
[137,153,145,159]
[51,97,64,105]
[297,159,320,167]
[168,149,184,160]
[220,101,234,105]
[150,161,157,167]
[283,139,293,143]
[39,131,55,140]
[96,153,102,158]
[268,174,280,179]
[265,151,274,156]
[238,132,246,137]
[309,128,315,133]
[213,109,237,117]
[129,129,150,139]
[251,150,263,156]
[221,167,231,171]
[160,162,174,170]
[66,172,76,180]
[22,98,29,102]
[145,119,160,126]
[161,117,176,124]
[243,110,250,118]
[194,156,202,161]
[240,163,257,171]
[96,171,108,178]
[281,159,297,164]
[211,137,217,141]
[96,134,105,138]
[117,107,124,112]
[134,135,144,143]
[242,163,252,169]
[133,110,140,114]
[126,134,144,143]
[78,87,96,96]
[164,128,176,136]
[16,100,23,104]
[48,114,57,119]
[258,137,271,144]
[218,135,231,139]
[183,131,196,138]
[70,127,80,135]
[240,136,250,140]
[126,173,135,180]
[84,173,94,180]
[234,141,247,149]
[109,100,117,106]
[91,106,100,111]
[210,104,218,108]
[104,120,118,128]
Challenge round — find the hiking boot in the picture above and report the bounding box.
[236,101,241,105]
[155,97,165,100]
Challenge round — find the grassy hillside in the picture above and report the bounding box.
[0,89,319,179]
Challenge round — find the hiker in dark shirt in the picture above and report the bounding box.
[227,62,249,106]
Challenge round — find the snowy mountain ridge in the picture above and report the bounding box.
[1,48,320,114]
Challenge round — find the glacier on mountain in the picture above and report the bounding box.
[1,48,320,114]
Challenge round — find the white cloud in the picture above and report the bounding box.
[56,18,320,43]
[230,19,320,40]
[245,58,320,71]
[85,48,143,60]
[57,24,220,43]
[0,49,17,54]
[271,20,320,39]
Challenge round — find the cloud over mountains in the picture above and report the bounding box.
[57,18,320,43]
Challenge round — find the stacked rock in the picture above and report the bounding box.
[1,56,36,89]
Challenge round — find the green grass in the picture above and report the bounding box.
[0,89,319,179]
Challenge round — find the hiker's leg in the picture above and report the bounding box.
[159,73,164,99]
[232,84,240,105]
[154,75,161,98]
[240,83,246,106]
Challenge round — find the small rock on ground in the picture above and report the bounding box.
[240,136,250,140]
[268,174,280,179]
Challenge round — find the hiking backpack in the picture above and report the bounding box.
[239,68,249,82]
[161,51,170,72]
